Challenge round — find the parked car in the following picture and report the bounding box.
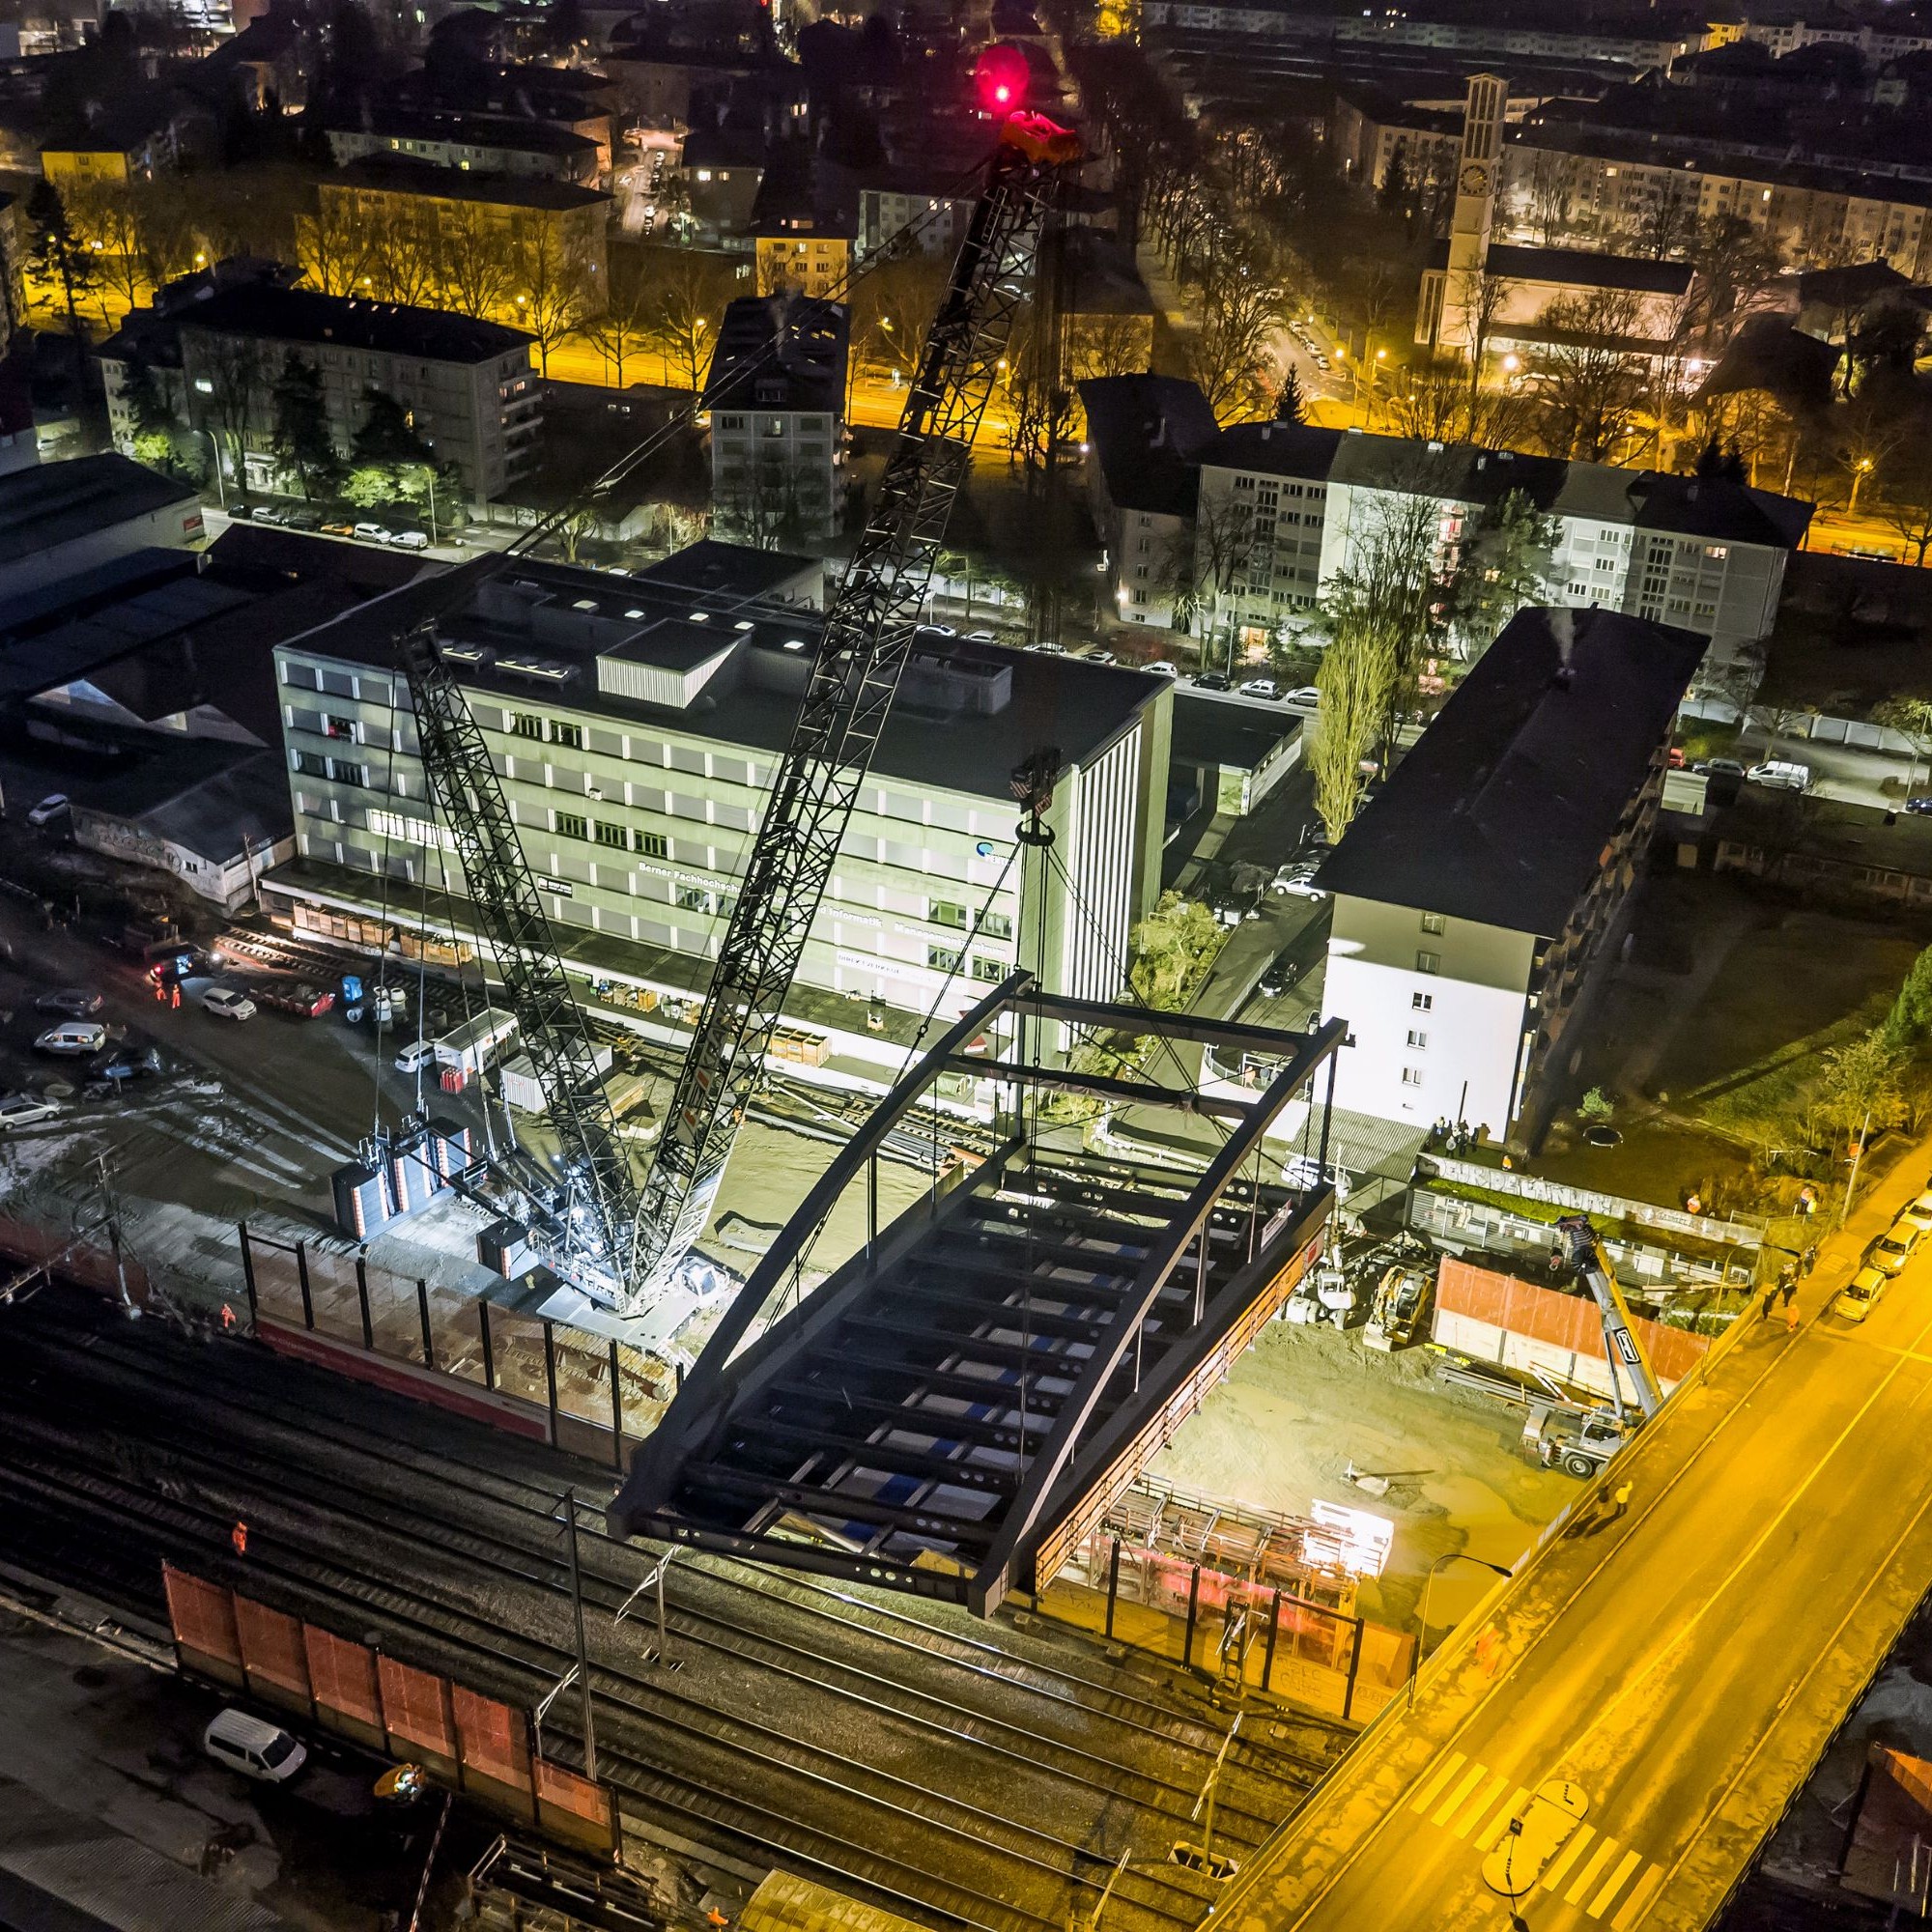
[1866,1223,1920,1276]
[1284,686,1320,706]
[35,1021,106,1055]
[202,986,258,1022]
[352,523,393,544]
[388,529,430,552]
[965,629,998,643]
[1695,757,1747,780]
[1144,660,1179,677]
[25,794,69,827]
[1270,857,1327,898]
[1192,671,1232,692]
[282,506,322,530]
[248,504,287,526]
[1837,1264,1889,1323]
[34,988,102,1017]
[321,522,355,537]
[203,1708,307,1785]
[1238,677,1280,700]
[88,1040,163,1084]
[1666,746,1686,769]
[0,1093,62,1128]
[1747,759,1811,792]
[1899,1189,1932,1234]
[1906,797,1932,816]
[255,980,335,1018]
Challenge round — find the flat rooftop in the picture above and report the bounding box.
[0,455,199,568]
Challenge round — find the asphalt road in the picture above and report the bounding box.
[1214,1150,1932,1932]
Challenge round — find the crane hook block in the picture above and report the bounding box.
[999,112,1083,167]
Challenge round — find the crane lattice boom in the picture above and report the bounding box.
[629,119,1080,1302]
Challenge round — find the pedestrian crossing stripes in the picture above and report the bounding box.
[1406,1749,1664,1927]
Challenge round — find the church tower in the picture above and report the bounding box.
[1438,72,1507,354]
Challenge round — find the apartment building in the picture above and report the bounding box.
[754,218,854,299]
[703,296,848,544]
[317,160,611,317]
[857,175,976,260]
[325,111,601,185]
[1190,421,1809,675]
[1318,607,1705,1142]
[165,285,540,506]
[264,554,1173,1029]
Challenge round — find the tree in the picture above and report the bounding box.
[27,179,94,330]
[1272,365,1307,425]
[1189,493,1258,665]
[298,198,372,297]
[1127,892,1225,1009]
[188,335,270,496]
[1885,943,1932,1050]
[517,224,595,376]
[352,387,435,470]
[1321,486,1444,747]
[68,180,145,323]
[1533,289,1652,461]
[1183,243,1282,417]
[579,243,653,386]
[1874,697,1932,796]
[1443,489,1557,662]
[1815,1027,1905,1215]
[1449,266,1516,391]
[1838,392,1909,512]
[270,352,343,499]
[121,351,184,473]
[365,203,440,308]
[1876,428,1932,564]
[1849,298,1924,393]
[1687,213,1779,340]
[440,202,514,321]
[1521,150,1573,247]
[1308,606,1399,840]
[1637,173,1698,262]
[645,248,731,393]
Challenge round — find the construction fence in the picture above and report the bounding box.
[238,1223,670,1467]
[162,1563,615,1854]
[1042,1526,1414,1721]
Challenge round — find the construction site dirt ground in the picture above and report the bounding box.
[1143,1317,1577,1637]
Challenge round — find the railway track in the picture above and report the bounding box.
[0,1291,1344,1932]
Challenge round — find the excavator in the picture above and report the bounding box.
[1527,1214,1665,1478]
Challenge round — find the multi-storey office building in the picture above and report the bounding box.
[265,555,1172,1030]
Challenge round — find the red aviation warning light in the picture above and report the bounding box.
[974,43,1031,113]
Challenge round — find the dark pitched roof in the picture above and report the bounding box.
[1314,607,1706,933]
[1422,239,1694,298]
[1695,311,1837,408]
[330,156,610,212]
[701,296,849,414]
[176,284,533,366]
[1794,258,1912,308]
[327,107,598,158]
[1078,375,1221,518]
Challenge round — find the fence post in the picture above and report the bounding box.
[1104,1536,1121,1640]
[296,1240,313,1329]
[1183,1564,1201,1671]
[1262,1587,1281,1693]
[608,1339,623,1470]
[479,1300,496,1391]
[542,1320,559,1448]
[355,1256,374,1350]
[417,1279,434,1370]
[1343,1614,1365,1721]
[238,1222,258,1326]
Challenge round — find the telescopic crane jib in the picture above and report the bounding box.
[394,95,1083,1312]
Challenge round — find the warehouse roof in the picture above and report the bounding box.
[1314,607,1706,934]
[176,284,535,365]
[0,455,199,568]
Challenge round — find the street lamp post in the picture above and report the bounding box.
[1409,1551,1513,1706]
[187,426,226,511]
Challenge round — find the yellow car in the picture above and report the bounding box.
[1836,1264,1889,1323]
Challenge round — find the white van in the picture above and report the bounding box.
[1747,759,1811,792]
[203,1707,307,1783]
[394,1038,435,1075]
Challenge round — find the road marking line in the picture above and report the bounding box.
[1432,1763,1487,1826]
[1609,1863,1664,1930]
[1453,1773,1510,1838]
[1473,1785,1531,1850]
[1566,1838,1619,1905]
[1589,1849,1643,1918]
[1539,1824,1595,1893]
[1409,1752,1465,1814]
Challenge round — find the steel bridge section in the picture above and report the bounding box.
[610,983,1346,1613]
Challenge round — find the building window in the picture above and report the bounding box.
[594,821,628,849]
[554,811,587,840]
[509,712,543,740]
[1406,1029,1429,1050]
[294,750,327,778]
[930,900,968,928]
[1401,1066,1425,1087]
[1416,951,1439,974]
[637,830,668,858]
[676,885,712,912]
[551,721,584,750]
[980,910,1013,940]
[323,714,356,740]
[326,757,363,785]
[973,956,1005,982]
[928,945,961,973]
[1419,911,1445,935]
